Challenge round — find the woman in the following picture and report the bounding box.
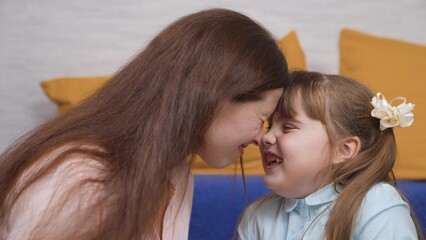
[0,8,288,239]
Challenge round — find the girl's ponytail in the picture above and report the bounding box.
[326,130,397,239]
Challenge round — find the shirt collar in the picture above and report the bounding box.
[284,184,340,212]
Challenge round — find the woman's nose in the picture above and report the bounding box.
[252,129,263,146]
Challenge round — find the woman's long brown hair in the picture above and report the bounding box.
[0,8,288,239]
[278,71,423,239]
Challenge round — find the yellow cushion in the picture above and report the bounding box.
[41,76,109,113]
[40,31,306,175]
[277,30,306,71]
[340,28,426,179]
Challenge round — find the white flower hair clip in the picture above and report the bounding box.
[371,92,415,131]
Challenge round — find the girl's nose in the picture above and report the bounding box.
[262,130,276,147]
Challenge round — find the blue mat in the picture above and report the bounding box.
[189,175,426,240]
[398,180,426,236]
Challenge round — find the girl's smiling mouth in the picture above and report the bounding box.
[263,151,283,168]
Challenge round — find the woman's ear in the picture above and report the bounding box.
[333,136,361,164]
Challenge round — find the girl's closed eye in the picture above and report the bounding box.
[283,123,297,133]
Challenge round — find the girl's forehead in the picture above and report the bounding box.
[276,90,304,118]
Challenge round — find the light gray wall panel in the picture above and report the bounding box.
[1,0,425,152]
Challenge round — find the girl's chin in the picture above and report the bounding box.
[262,175,277,189]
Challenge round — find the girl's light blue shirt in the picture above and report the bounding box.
[237,183,418,239]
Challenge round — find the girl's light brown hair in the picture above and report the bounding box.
[278,71,423,240]
[0,8,289,239]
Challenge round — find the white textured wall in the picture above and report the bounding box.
[1,0,426,153]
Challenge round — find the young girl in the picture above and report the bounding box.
[237,71,423,239]
[0,9,288,240]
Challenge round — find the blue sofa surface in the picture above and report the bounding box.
[189,175,426,240]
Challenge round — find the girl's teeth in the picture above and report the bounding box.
[266,158,283,166]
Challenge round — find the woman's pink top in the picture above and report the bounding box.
[162,172,194,240]
[3,145,194,240]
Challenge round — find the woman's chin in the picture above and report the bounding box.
[202,156,236,169]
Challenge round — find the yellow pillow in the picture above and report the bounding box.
[41,31,306,175]
[277,30,306,71]
[41,76,109,113]
[340,28,426,180]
